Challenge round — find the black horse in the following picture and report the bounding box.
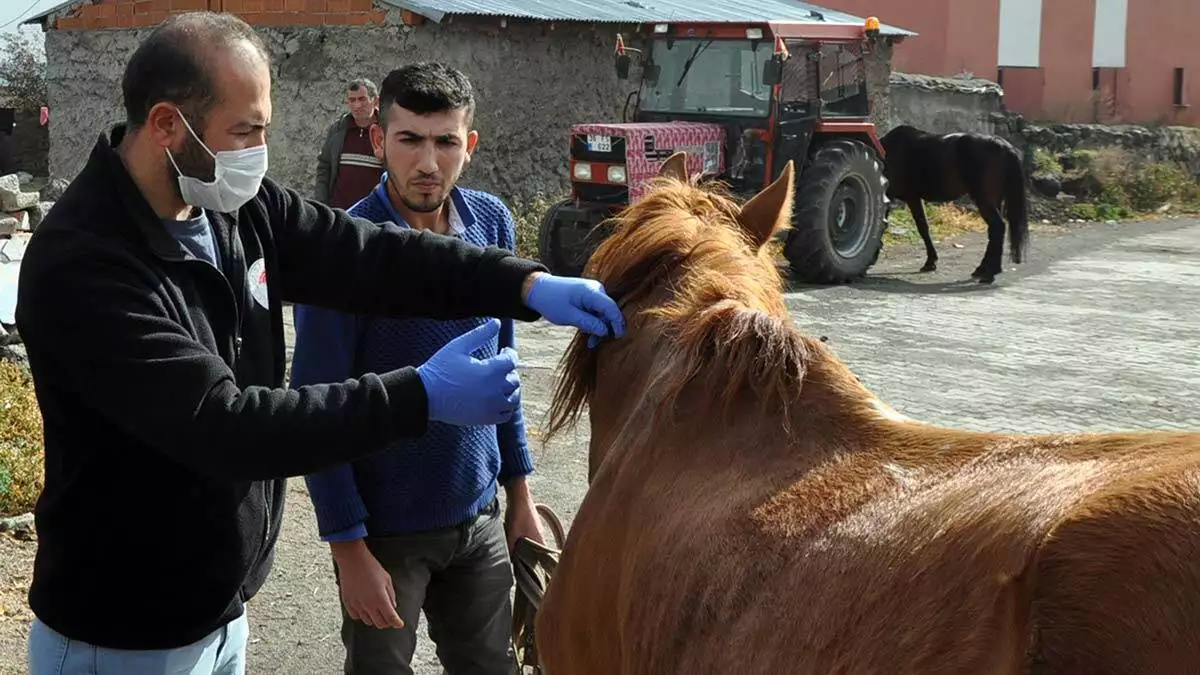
[879,125,1029,284]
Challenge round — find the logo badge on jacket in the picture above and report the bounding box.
[247,258,270,310]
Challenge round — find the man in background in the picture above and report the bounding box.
[292,62,542,675]
[315,78,384,208]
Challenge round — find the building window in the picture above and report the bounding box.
[1092,68,1100,91]
[997,68,1004,87]
[1174,67,1186,106]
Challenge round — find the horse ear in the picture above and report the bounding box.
[737,160,795,248]
[657,152,689,182]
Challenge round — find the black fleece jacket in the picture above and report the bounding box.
[14,125,546,650]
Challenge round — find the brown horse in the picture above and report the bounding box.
[535,151,1200,675]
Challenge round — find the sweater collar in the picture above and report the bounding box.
[370,172,471,237]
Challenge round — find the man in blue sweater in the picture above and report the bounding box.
[290,63,543,674]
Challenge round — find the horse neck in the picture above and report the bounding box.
[587,298,894,474]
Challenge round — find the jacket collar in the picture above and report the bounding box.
[341,109,379,130]
[85,124,196,261]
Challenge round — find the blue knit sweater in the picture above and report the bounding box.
[290,175,534,540]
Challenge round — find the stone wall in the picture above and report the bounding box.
[885,72,1007,135]
[44,14,633,203]
[0,110,49,177]
[1020,123,1200,178]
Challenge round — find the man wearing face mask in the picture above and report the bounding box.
[16,12,623,675]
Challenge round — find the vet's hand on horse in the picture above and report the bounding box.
[523,272,626,348]
[330,540,404,630]
[416,319,522,426]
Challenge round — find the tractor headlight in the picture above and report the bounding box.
[607,165,627,183]
[573,162,593,181]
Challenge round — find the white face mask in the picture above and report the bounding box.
[166,110,268,213]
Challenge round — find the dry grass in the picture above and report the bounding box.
[0,361,43,518]
[884,202,987,246]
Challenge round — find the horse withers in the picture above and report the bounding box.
[535,151,1200,674]
[880,124,1029,283]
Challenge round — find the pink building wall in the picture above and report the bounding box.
[820,0,1200,125]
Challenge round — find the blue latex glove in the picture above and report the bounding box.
[524,273,626,348]
[416,319,522,426]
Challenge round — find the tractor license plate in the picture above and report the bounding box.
[587,134,612,153]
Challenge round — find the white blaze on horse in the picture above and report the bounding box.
[535,151,1200,675]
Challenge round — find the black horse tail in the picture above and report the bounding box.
[1003,149,1029,264]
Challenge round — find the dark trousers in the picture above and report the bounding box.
[334,499,518,675]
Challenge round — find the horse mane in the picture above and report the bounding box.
[543,174,812,442]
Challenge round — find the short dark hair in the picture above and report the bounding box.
[122,12,270,130]
[378,62,475,130]
[348,78,378,99]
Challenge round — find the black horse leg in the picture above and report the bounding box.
[908,199,937,272]
[972,200,1007,284]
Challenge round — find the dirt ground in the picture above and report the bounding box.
[0,216,1193,673]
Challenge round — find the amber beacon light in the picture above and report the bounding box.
[864,16,881,38]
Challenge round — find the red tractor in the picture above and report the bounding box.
[538,16,906,284]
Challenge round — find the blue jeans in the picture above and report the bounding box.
[27,613,248,675]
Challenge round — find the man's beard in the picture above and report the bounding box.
[385,151,447,213]
[167,130,217,201]
[399,190,445,213]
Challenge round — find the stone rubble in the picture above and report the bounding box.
[0,173,54,234]
[0,173,52,356]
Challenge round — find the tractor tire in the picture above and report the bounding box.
[783,139,888,284]
[537,199,588,278]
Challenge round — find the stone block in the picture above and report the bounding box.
[0,215,17,237]
[1,190,38,212]
[0,174,19,199]
[40,178,69,202]
[27,202,54,229]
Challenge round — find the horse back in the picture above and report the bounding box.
[547,426,1200,674]
[887,131,1016,204]
[1027,446,1200,674]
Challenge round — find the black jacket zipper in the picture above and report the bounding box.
[195,216,270,549]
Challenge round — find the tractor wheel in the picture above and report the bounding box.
[783,139,888,284]
[537,199,588,278]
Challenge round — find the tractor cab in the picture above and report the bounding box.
[539,17,894,285]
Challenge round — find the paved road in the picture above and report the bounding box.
[246,218,1200,674]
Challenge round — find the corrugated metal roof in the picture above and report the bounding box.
[24,0,914,37]
[379,0,914,35]
[22,0,80,25]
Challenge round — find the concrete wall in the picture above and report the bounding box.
[886,73,1006,135]
[43,5,899,203]
[44,12,632,203]
[0,110,49,177]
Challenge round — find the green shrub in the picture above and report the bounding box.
[1096,202,1134,221]
[1069,203,1098,221]
[507,192,568,260]
[0,360,44,517]
[1055,145,1199,220]
[1123,161,1193,211]
[1032,147,1064,177]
